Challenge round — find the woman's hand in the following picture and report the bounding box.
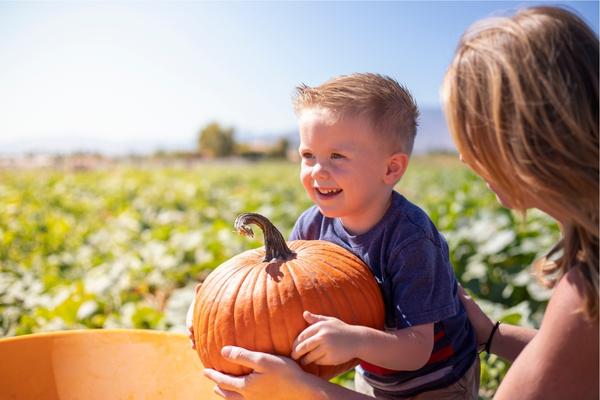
[186,284,201,349]
[203,346,322,400]
[291,311,361,366]
[457,285,494,348]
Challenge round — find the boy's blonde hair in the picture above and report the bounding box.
[442,6,599,319]
[293,73,419,154]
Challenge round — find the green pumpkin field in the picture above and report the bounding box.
[0,155,558,399]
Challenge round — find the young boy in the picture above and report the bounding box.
[287,73,478,399]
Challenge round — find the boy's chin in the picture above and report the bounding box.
[316,207,343,219]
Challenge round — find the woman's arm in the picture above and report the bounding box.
[458,285,536,362]
[487,321,537,362]
[494,268,599,399]
[204,346,372,400]
[186,284,202,349]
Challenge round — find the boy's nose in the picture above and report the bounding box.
[311,162,329,179]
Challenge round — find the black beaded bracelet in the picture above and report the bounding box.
[484,321,501,354]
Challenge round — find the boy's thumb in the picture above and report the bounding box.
[303,310,329,324]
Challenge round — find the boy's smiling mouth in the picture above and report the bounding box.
[314,187,342,197]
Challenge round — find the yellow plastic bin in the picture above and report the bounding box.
[0,329,220,399]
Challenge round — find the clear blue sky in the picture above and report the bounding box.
[0,1,597,154]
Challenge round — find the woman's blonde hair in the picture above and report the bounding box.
[442,6,599,319]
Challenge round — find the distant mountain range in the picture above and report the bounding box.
[414,107,455,154]
[244,107,456,156]
[1,108,455,156]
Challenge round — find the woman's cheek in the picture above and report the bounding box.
[487,182,514,209]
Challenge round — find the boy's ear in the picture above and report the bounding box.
[383,152,409,185]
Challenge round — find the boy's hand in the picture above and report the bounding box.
[186,283,202,350]
[291,311,362,366]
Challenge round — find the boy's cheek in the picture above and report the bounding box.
[300,181,317,202]
[301,183,314,198]
[299,169,312,186]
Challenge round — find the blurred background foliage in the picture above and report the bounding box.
[0,155,558,399]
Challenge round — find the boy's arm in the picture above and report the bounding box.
[291,311,433,371]
[356,323,433,370]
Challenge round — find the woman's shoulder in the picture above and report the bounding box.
[547,267,597,324]
[540,267,598,359]
[495,267,598,399]
[540,267,597,391]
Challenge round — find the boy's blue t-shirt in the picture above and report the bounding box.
[290,191,477,396]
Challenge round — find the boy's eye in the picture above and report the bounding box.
[330,153,345,159]
[301,151,314,159]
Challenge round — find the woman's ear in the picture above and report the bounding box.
[383,152,409,185]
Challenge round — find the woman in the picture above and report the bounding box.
[203,6,599,399]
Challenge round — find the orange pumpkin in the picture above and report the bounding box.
[193,213,385,379]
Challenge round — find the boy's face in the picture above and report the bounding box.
[298,108,397,234]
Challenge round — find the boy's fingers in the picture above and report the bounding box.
[291,326,317,354]
[303,311,330,324]
[291,335,320,360]
[300,348,325,366]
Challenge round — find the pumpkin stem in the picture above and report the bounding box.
[234,213,295,262]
